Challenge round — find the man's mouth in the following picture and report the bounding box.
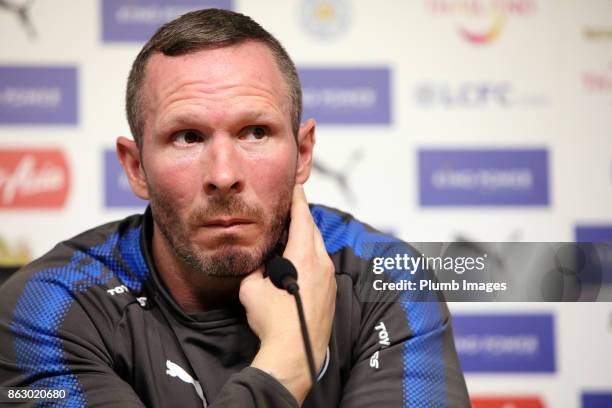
[202,217,255,229]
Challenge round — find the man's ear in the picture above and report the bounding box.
[116,136,149,200]
[295,118,316,184]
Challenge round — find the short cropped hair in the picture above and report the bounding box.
[126,8,302,148]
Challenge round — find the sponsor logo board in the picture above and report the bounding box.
[582,60,612,96]
[299,67,391,124]
[471,396,545,408]
[576,226,612,284]
[299,0,351,39]
[453,314,555,372]
[101,0,234,42]
[582,392,612,408]
[418,149,549,206]
[0,149,70,209]
[0,66,77,124]
[583,27,612,41]
[413,81,547,108]
[424,0,538,45]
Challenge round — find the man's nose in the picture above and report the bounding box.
[202,136,244,196]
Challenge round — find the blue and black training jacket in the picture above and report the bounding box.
[0,205,470,407]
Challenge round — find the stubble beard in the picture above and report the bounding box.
[149,186,292,278]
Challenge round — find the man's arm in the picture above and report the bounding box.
[0,185,333,408]
[239,184,337,406]
[0,271,308,408]
[0,276,146,407]
[340,278,470,407]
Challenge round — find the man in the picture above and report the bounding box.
[0,9,470,407]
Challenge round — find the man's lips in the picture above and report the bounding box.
[201,217,256,228]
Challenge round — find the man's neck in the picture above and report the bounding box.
[151,223,242,314]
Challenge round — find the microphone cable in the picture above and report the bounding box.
[266,256,324,407]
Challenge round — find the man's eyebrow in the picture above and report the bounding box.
[239,109,284,123]
[158,109,285,132]
[152,113,196,138]
[158,112,199,129]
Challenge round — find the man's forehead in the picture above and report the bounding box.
[137,41,294,135]
[142,41,289,100]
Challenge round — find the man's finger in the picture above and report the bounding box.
[239,266,266,301]
[313,223,328,258]
[241,266,265,284]
[286,184,314,253]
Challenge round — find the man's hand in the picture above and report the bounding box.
[239,184,336,405]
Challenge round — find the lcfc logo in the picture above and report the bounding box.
[424,0,537,45]
[300,0,350,40]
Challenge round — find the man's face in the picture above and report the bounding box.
[137,41,303,277]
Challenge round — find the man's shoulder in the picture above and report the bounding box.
[0,213,149,323]
[309,204,409,275]
[309,203,404,251]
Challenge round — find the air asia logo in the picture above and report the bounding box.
[582,60,612,96]
[418,148,549,206]
[0,66,78,124]
[299,67,391,124]
[299,0,351,40]
[0,0,37,38]
[471,396,545,408]
[453,314,555,372]
[0,149,69,209]
[103,149,146,208]
[413,81,547,108]
[312,149,363,205]
[424,0,537,45]
[102,0,234,42]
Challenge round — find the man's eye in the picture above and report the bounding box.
[240,126,268,141]
[173,130,203,144]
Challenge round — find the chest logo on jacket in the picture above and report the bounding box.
[166,360,207,407]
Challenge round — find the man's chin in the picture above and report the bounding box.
[192,247,265,278]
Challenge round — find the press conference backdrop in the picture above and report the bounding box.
[1,1,611,407]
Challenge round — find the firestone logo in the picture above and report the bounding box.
[0,149,69,208]
[424,0,538,45]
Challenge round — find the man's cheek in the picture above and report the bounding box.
[151,172,197,206]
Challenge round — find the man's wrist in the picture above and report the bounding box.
[251,343,311,405]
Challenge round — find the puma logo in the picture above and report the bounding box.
[0,0,37,38]
[165,360,207,407]
[312,149,364,205]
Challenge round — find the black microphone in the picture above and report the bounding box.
[267,256,299,295]
[266,256,322,405]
